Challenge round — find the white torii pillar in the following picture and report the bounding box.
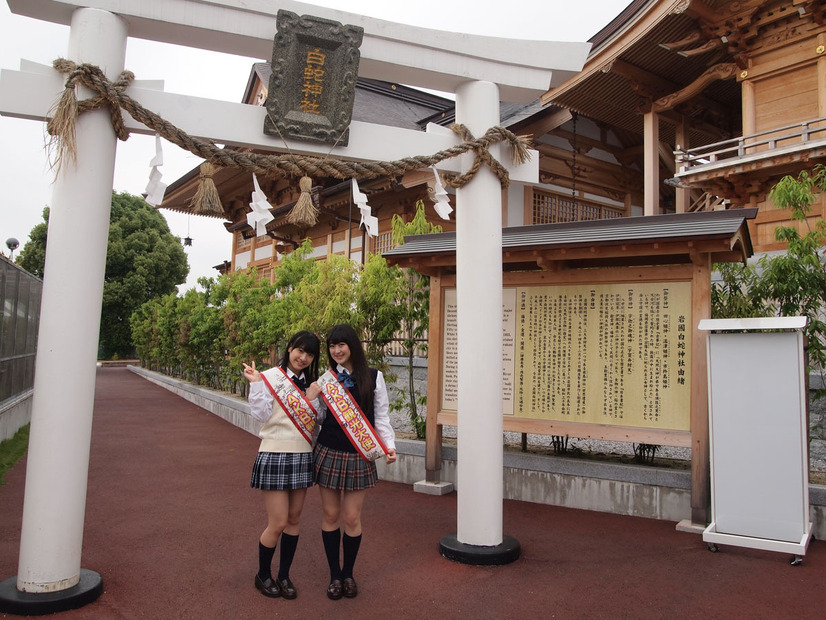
[0,1,589,610]
[0,7,124,613]
[438,79,519,562]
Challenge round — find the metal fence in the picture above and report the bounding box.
[1,259,41,405]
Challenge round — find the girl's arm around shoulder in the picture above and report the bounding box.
[306,382,325,421]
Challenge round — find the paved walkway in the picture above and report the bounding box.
[2,367,825,619]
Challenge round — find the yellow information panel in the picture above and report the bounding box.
[442,282,692,431]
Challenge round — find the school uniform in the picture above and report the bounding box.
[313,364,396,490]
[249,368,318,490]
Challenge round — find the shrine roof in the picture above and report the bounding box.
[383,207,757,270]
[542,0,741,151]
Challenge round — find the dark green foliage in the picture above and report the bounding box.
[101,192,189,358]
[15,207,49,278]
[16,193,189,359]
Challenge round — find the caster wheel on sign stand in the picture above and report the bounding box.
[790,555,803,566]
[707,543,719,553]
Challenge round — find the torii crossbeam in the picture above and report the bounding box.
[0,0,589,612]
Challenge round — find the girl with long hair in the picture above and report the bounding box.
[313,324,397,600]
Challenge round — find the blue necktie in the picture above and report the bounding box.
[337,369,355,388]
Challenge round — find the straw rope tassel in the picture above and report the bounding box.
[287,176,318,227]
[190,162,224,216]
[510,134,532,166]
[46,81,80,171]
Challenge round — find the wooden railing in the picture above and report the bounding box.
[675,117,826,173]
[532,189,624,224]
[688,193,728,213]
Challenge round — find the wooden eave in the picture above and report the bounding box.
[383,208,757,274]
[674,142,826,199]
[160,160,247,220]
[540,0,743,150]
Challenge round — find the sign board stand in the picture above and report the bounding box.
[698,317,813,565]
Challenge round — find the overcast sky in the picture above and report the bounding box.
[0,0,630,290]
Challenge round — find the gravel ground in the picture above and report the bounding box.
[388,409,826,473]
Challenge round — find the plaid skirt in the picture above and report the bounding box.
[250,451,314,490]
[313,444,378,491]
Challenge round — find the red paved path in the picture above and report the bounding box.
[2,368,825,619]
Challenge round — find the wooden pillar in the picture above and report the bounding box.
[644,111,659,216]
[742,78,756,137]
[425,274,443,482]
[817,33,826,118]
[690,252,712,525]
[675,117,689,214]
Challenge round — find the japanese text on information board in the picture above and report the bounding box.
[441,283,691,431]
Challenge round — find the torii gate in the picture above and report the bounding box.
[0,0,589,612]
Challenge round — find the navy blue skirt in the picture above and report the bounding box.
[250,452,314,490]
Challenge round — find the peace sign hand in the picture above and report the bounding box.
[243,361,261,383]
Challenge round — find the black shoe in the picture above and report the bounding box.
[254,574,281,598]
[327,579,343,600]
[278,577,297,600]
[342,577,358,598]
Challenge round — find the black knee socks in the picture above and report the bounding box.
[322,528,342,581]
[258,541,276,581]
[277,533,299,581]
[342,533,362,580]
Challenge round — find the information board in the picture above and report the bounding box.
[442,282,692,431]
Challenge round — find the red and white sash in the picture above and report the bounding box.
[318,370,388,462]
[260,367,318,446]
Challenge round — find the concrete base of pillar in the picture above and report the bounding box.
[439,534,521,565]
[414,480,455,495]
[0,569,103,616]
[676,519,706,534]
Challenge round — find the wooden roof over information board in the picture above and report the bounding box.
[384,207,757,273]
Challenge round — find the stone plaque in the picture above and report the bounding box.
[263,10,364,146]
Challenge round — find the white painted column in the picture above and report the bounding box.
[16,8,126,592]
[454,80,504,546]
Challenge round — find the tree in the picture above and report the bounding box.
[760,167,826,384]
[15,207,49,278]
[19,192,189,359]
[177,281,227,388]
[285,253,361,341]
[710,262,770,320]
[388,200,443,438]
[210,268,276,395]
[356,253,405,367]
[711,165,826,391]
